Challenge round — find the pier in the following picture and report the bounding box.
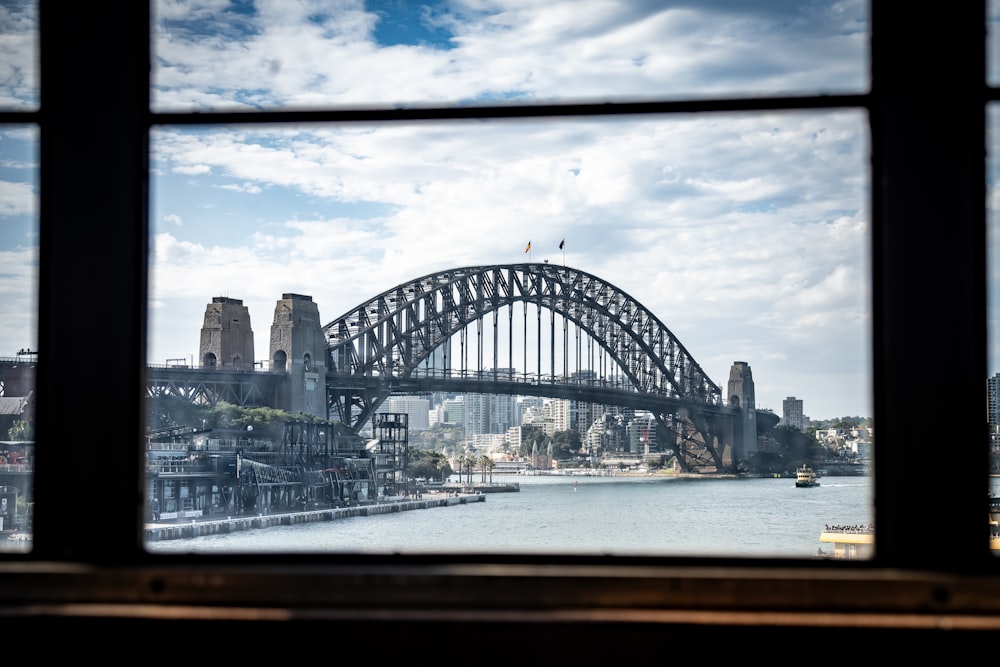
[145,493,485,542]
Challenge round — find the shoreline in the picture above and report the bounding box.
[144,492,485,542]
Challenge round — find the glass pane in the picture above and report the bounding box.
[151,0,868,112]
[0,124,38,552]
[990,103,1000,553]
[991,0,1000,87]
[145,112,872,557]
[0,0,38,111]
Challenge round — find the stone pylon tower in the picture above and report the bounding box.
[199,297,254,370]
[269,293,327,419]
[727,361,758,462]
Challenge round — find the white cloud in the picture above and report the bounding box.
[0,180,35,217]
[172,164,212,175]
[151,0,867,110]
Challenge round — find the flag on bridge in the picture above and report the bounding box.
[525,240,531,253]
[559,238,564,250]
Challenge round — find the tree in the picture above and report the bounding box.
[7,419,32,441]
[459,454,476,485]
[551,429,582,460]
[408,449,453,482]
[746,426,827,475]
[477,454,494,483]
[147,395,210,431]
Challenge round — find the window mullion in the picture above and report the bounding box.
[34,0,151,561]
[870,0,989,570]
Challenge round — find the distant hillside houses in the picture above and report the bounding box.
[815,426,872,460]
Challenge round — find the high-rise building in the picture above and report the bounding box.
[782,396,805,431]
[988,374,1000,448]
[384,396,431,431]
[441,398,464,425]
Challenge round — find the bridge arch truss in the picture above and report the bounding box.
[323,264,738,472]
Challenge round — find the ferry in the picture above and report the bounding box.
[822,526,1000,559]
[795,464,820,488]
[818,526,873,559]
[822,499,1000,559]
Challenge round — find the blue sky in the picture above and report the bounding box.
[0,0,894,420]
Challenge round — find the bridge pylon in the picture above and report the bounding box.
[199,297,255,370]
[726,361,759,465]
[269,294,328,419]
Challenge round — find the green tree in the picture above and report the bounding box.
[477,454,494,483]
[746,426,827,475]
[7,419,32,441]
[408,448,453,482]
[521,426,549,454]
[147,395,210,431]
[551,429,582,460]
[462,454,477,484]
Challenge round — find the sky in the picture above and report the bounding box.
[0,0,908,421]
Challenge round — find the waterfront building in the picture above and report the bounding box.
[627,412,658,455]
[470,432,507,454]
[506,424,527,457]
[531,441,553,470]
[521,399,568,437]
[587,413,629,457]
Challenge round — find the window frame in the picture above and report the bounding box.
[2,0,999,638]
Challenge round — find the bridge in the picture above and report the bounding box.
[322,263,774,471]
[7,264,779,473]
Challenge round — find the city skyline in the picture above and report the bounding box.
[0,1,882,419]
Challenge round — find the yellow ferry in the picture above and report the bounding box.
[822,499,1000,559]
[795,464,820,488]
[818,526,873,559]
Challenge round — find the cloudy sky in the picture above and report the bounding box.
[0,0,905,421]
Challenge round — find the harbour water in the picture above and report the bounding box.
[146,473,873,558]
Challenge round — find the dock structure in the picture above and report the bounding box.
[145,493,485,542]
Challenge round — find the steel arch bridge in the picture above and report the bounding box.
[323,263,750,473]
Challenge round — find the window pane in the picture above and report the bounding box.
[145,112,873,556]
[0,124,38,552]
[990,103,1000,546]
[991,0,1000,87]
[151,0,868,112]
[0,0,38,111]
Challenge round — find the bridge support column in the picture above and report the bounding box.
[269,294,327,419]
[727,361,758,465]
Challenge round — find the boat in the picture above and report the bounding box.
[822,499,1000,559]
[795,464,820,488]
[818,525,873,559]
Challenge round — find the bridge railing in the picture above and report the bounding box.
[147,361,281,373]
[400,366,637,390]
[0,356,37,365]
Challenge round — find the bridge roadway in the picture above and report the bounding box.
[329,369,739,419]
[145,364,287,408]
[144,364,734,418]
[9,359,778,455]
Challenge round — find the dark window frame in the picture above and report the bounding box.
[2,0,999,642]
